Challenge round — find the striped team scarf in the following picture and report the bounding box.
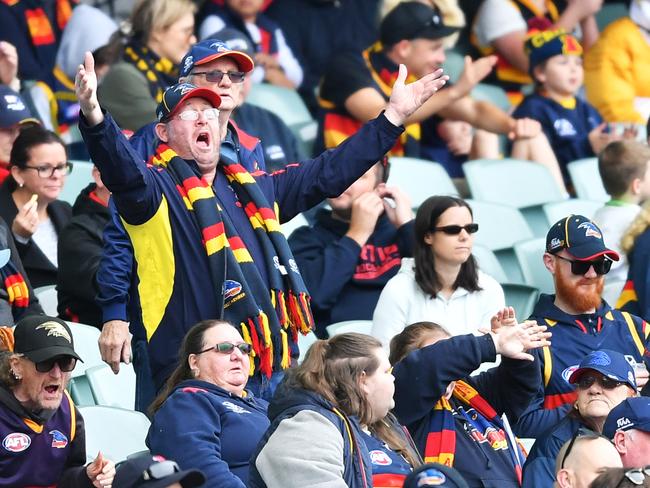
[123,41,177,103]
[151,144,313,378]
[1,259,30,321]
[424,380,525,485]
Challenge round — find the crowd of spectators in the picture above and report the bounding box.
[1,0,650,487]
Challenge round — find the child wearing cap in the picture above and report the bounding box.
[512,29,616,186]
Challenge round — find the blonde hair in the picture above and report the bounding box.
[621,200,650,256]
[129,0,196,43]
[380,0,465,48]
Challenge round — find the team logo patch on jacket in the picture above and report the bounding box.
[369,449,392,465]
[562,365,579,383]
[50,430,68,448]
[3,432,30,452]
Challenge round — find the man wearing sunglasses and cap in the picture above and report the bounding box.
[0,315,115,487]
[515,215,650,439]
[604,397,650,468]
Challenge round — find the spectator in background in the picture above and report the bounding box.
[372,196,504,350]
[513,30,615,190]
[590,468,650,488]
[290,159,414,337]
[0,85,37,185]
[113,453,205,488]
[403,463,470,488]
[0,0,76,86]
[57,166,110,327]
[603,397,650,468]
[515,215,650,439]
[0,315,115,487]
[522,349,638,488]
[619,201,650,321]
[147,320,269,487]
[593,141,650,283]
[0,217,43,325]
[391,318,550,488]
[0,125,71,288]
[554,433,623,488]
[472,0,601,105]
[585,0,650,124]
[98,0,197,131]
[265,0,379,114]
[197,0,302,88]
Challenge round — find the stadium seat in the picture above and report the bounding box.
[596,2,628,31]
[60,160,94,205]
[245,83,317,155]
[66,321,103,407]
[502,283,540,320]
[34,285,58,316]
[387,156,459,208]
[78,406,150,463]
[467,200,534,282]
[85,363,136,410]
[542,199,603,226]
[326,320,372,337]
[442,49,465,83]
[297,330,318,364]
[567,158,609,203]
[471,83,511,112]
[464,159,566,236]
[472,244,508,283]
[513,238,555,295]
[281,213,309,238]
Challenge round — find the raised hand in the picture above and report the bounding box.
[490,320,551,361]
[455,55,497,97]
[86,452,115,488]
[0,41,19,88]
[384,64,449,127]
[490,306,517,332]
[12,194,39,239]
[75,51,103,126]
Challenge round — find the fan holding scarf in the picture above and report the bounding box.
[74,51,449,395]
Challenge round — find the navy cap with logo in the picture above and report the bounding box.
[179,39,254,78]
[114,453,205,488]
[546,215,620,261]
[524,29,583,75]
[603,397,650,439]
[0,85,35,129]
[568,349,636,390]
[156,82,222,122]
[403,463,470,488]
[380,2,459,46]
[13,315,82,363]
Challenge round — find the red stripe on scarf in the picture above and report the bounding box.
[203,222,225,242]
[25,8,55,46]
[424,430,456,466]
[5,274,29,308]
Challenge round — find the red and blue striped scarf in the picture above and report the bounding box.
[424,380,525,485]
[152,144,313,377]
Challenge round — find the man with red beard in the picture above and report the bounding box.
[515,215,650,439]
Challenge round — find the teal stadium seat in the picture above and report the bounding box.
[471,83,511,113]
[34,285,58,316]
[472,244,508,283]
[567,158,609,203]
[66,322,102,407]
[442,49,466,83]
[542,199,603,227]
[281,213,309,238]
[85,364,136,410]
[60,160,94,205]
[387,156,459,208]
[326,320,372,337]
[502,283,540,320]
[513,238,555,295]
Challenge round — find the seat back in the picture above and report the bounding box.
[464,158,565,208]
[472,244,507,283]
[513,238,555,294]
[34,285,58,316]
[59,160,94,205]
[387,156,459,208]
[468,200,534,251]
[471,83,511,112]
[297,331,318,364]
[85,364,136,410]
[567,158,609,203]
[502,283,540,320]
[281,213,309,238]
[326,320,372,337]
[78,406,150,463]
[542,199,603,227]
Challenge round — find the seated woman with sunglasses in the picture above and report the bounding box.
[0,125,72,288]
[390,315,551,488]
[372,195,504,350]
[522,349,638,488]
[0,315,115,487]
[147,319,269,488]
[590,467,650,488]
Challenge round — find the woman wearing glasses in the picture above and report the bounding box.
[0,315,115,487]
[372,195,505,350]
[522,349,638,488]
[0,125,72,288]
[147,319,269,488]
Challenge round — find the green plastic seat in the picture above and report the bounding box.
[542,199,603,227]
[472,244,508,283]
[513,238,555,295]
[326,320,372,337]
[502,283,540,320]
[567,158,609,203]
[387,156,459,208]
[60,160,94,205]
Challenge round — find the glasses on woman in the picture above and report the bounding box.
[176,108,220,121]
[191,70,246,83]
[554,255,612,275]
[24,161,73,178]
[575,374,626,390]
[619,467,650,486]
[34,356,77,373]
[431,223,479,235]
[196,342,252,355]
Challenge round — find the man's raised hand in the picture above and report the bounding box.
[75,51,103,126]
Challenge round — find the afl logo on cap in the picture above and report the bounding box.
[3,433,30,452]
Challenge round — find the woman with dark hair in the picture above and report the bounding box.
[390,316,551,488]
[0,125,72,288]
[372,195,504,349]
[250,332,422,488]
[147,319,269,488]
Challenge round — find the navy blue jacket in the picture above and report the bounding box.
[515,294,650,438]
[147,380,269,487]
[522,416,584,488]
[393,333,539,488]
[81,111,403,389]
[621,228,650,321]
[289,209,414,337]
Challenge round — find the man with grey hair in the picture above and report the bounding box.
[604,397,650,468]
